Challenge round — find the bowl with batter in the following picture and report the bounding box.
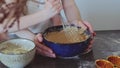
[42,25,92,57]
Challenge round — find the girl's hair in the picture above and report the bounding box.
[0,0,28,32]
[0,0,42,32]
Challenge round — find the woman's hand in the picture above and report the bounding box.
[34,34,56,58]
[82,21,96,53]
[71,20,96,53]
[44,0,63,18]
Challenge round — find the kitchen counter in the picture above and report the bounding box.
[0,30,120,68]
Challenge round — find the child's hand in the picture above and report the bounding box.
[44,0,62,18]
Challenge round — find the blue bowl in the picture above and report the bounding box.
[42,25,92,57]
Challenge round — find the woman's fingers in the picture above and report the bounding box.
[34,34,53,53]
[35,34,51,52]
[35,41,56,58]
[35,34,43,42]
[47,0,62,13]
[53,0,63,12]
[53,0,61,8]
[44,0,62,18]
[84,21,96,37]
[36,47,56,58]
[49,0,62,13]
[34,33,56,58]
[83,21,94,33]
[36,42,53,54]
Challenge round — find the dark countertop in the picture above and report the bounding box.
[1,30,120,68]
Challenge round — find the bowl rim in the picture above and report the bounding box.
[0,38,36,55]
[42,25,92,45]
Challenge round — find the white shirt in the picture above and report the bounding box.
[27,0,53,33]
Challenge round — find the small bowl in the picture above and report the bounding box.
[95,59,114,68]
[42,25,92,57]
[0,39,36,68]
[107,55,120,67]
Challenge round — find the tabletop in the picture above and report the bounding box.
[0,30,120,68]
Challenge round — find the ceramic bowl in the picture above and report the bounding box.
[42,25,92,57]
[0,39,36,68]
